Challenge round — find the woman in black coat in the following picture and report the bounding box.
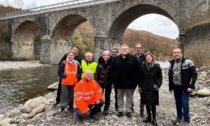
[96,50,112,115]
[139,52,162,126]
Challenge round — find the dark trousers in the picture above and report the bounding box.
[146,105,156,119]
[174,86,190,122]
[114,87,118,111]
[140,93,145,112]
[104,85,112,110]
[76,102,104,118]
[55,78,62,103]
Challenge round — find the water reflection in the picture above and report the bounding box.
[0,65,59,114]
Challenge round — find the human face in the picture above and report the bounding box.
[67,53,74,61]
[173,48,182,60]
[72,47,79,55]
[135,44,142,54]
[85,54,93,62]
[121,46,129,56]
[111,50,118,57]
[103,53,110,61]
[146,54,153,64]
[84,71,93,81]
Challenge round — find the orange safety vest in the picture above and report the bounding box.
[61,61,78,85]
[74,78,104,114]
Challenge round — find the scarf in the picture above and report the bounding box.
[145,62,154,71]
[66,58,78,65]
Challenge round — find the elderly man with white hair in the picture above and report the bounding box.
[81,52,98,79]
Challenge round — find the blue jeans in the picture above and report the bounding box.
[173,86,190,122]
[76,101,104,118]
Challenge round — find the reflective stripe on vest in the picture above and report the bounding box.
[74,80,97,101]
[62,61,78,85]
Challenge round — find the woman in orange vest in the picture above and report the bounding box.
[58,51,81,117]
[74,70,104,119]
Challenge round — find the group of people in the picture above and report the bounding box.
[53,44,197,126]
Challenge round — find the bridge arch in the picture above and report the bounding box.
[108,4,179,40]
[12,20,41,60]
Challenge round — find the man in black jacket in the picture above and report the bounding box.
[108,44,140,118]
[168,48,197,125]
[53,46,81,106]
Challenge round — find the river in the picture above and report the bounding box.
[0,65,59,114]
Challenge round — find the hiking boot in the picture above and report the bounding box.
[171,117,181,125]
[69,106,74,113]
[152,119,158,126]
[126,112,132,118]
[117,112,123,117]
[140,110,144,117]
[103,108,109,115]
[143,116,151,123]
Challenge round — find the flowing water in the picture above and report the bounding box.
[0,65,59,114]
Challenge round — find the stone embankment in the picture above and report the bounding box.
[0,68,210,126]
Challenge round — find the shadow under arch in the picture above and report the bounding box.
[52,14,92,40]
[108,4,179,40]
[13,20,41,60]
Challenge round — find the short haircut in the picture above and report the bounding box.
[102,50,110,56]
[85,52,93,57]
[111,48,118,53]
[72,46,79,50]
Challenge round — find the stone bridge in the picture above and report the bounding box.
[0,0,209,64]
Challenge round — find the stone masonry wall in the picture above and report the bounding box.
[185,23,210,67]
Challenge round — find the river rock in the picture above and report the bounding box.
[0,118,11,126]
[47,82,59,90]
[0,114,4,121]
[7,108,21,118]
[197,88,210,96]
[28,104,45,119]
[28,97,47,109]
[21,105,32,114]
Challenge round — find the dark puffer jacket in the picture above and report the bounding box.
[168,56,197,92]
[95,57,113,88]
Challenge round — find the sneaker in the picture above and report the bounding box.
[152,119,158,126]
[103,108,109,115]
[117,112,123,117]
[143,116,151,123]
[140,110,144,117]
[69,106,74,113]
[171,117,181,125]
[126,112,132,118]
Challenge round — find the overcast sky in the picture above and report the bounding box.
[0,0,179,39]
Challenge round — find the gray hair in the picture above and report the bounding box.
[85,52,93,57]
[101,50,110,56]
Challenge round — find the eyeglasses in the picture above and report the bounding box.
[136,47,142,49]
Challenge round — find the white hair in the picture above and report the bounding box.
[85,52,93,57]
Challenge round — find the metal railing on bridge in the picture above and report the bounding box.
[0,0,120,20]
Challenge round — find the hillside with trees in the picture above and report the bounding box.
[71,22,178,60]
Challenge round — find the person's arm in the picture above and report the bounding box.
[58,62,66,78]
[58,54,67,65]
[156,64,163,88]
[188,60,198,89]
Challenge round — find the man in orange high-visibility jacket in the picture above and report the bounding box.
[74,70,104,119]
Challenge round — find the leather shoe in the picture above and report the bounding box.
[126,112,132,118]
[117,112,123,117]
[143,116,151,123]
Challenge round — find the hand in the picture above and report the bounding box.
[154,85,159,91]
[187,88,193,93]
[138,88,142,93]
[96,100,101,104]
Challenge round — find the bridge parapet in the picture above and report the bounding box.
[0,0,120,20]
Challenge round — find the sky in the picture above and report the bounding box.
[0,0,179,39]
